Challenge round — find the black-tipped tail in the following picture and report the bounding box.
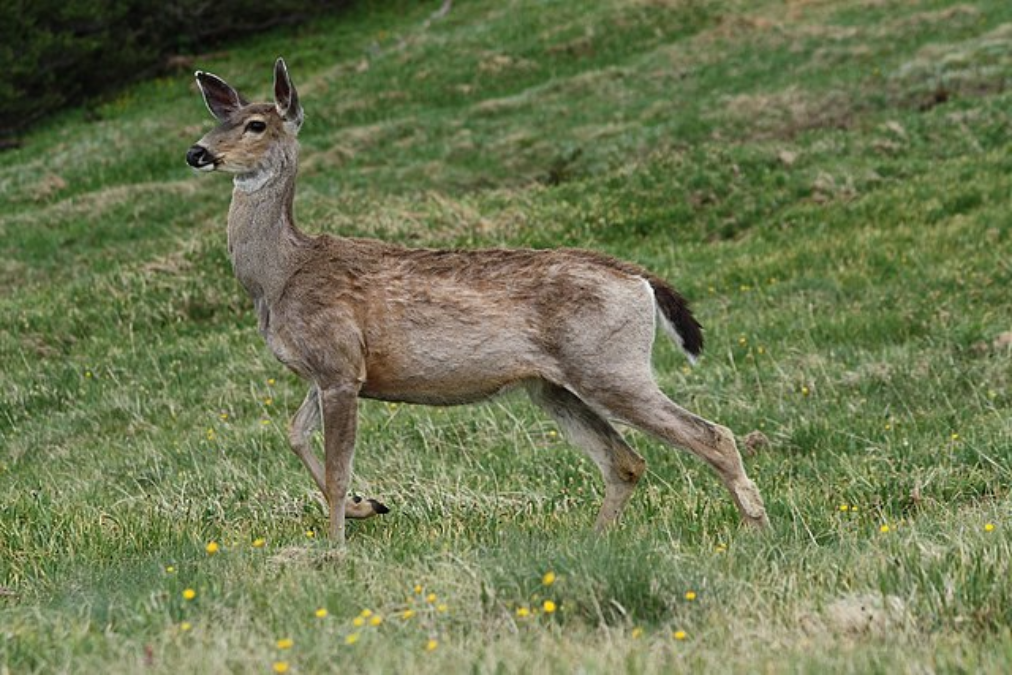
[650,279,703,360]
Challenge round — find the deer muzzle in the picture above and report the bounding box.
[186,145,217,171]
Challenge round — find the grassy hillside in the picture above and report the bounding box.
[2,0,1011,672]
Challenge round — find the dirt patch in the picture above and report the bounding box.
[801,593,912,637]
[720,86,857,140]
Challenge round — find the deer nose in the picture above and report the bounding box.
[186,145,214,169]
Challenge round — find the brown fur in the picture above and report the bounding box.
[187,59,769,544]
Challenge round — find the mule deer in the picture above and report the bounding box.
[186,58,769,544]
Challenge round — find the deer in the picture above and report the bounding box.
[185,58,769,545]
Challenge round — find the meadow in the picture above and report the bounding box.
[1,0,1011,672]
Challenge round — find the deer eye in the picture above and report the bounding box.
[245,120,267,133]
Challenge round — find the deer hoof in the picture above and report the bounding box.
[347,495,390,519]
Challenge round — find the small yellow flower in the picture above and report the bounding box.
[264,398,273,406]
[276,638,293,650]
[352,617,365,627]
[543,600,557,613]
[272,662,289,674]
[632,627,644,639]
[401,609,416,619]
[801,386,811,396]
[673,630,687,641]
[839,504,849,512]
[715,544,727,554]
[205,541,219,555]
[850,505,859,512]
[315,608,328,619]
[951,433,960,441]
[413,584,423,595]
[165,565,176,574]
[542,571,556,586]
[985,523,995,532]
[219,412,228,421]
[684,591,696,601]
[516,607,530,618]
[180,622,192,632]
[880,524,890,534]
[305,530,315,539]
[425,639,439,652]
[360,609,373,618]
[182,588,196,601]
[370,615,383,626]
[267,378,276,386]
[345,632,360,645]
[426,593,437,603]
[436,603,448,613]
[252,538,266,548]
[261,419,270,426]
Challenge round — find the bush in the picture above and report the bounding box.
[0,0,349,142]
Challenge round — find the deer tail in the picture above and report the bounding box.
[648,276,703,363]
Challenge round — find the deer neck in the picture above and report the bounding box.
[226,147,310,308]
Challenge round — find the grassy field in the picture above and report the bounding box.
[2,0,1012,672]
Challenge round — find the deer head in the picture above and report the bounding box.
[186,58,304,185]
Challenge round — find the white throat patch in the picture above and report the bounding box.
[234,170,271,193]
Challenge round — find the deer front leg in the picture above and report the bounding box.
[290,387,389,520]
[319,383,360,544]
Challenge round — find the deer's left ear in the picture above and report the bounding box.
[274,57,304,132]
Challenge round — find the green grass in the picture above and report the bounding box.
[2,0,1012,672]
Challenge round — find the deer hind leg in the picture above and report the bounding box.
[582,384,769,529]
[528,381,646,531]
[289,387,389,521]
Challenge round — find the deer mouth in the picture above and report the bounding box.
[186,144,219,171]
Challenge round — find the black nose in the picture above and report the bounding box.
[186,145,212,168]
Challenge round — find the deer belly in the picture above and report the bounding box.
[361,336,547,405]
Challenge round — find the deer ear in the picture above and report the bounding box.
[195,71,248,121]
[274,58,304,131]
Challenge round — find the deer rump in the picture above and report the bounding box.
[262,239,701,408]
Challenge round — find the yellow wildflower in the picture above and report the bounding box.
[276,638,293,650]
[542,571,556,586]
[345,632,360,645]
[252,538,266,548]
[516,607,530,618]
[182,589,196,601]
[673,630,687,640]
[985,523,995,532]
[370,615,383,626]
[315,608,328,619]
[272,662,289,674]
[880,524,890,534]
[425,639,438,652]
[401,609,416,620]
[205,541,219,555]
[180,622,192,632]
[352,617,365,627]
[632,627,644,639]
[360,609,373,618]
[543,600,557,613]
[436,603,448,613]
[426,593,437,603]
[685,591,696,601]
